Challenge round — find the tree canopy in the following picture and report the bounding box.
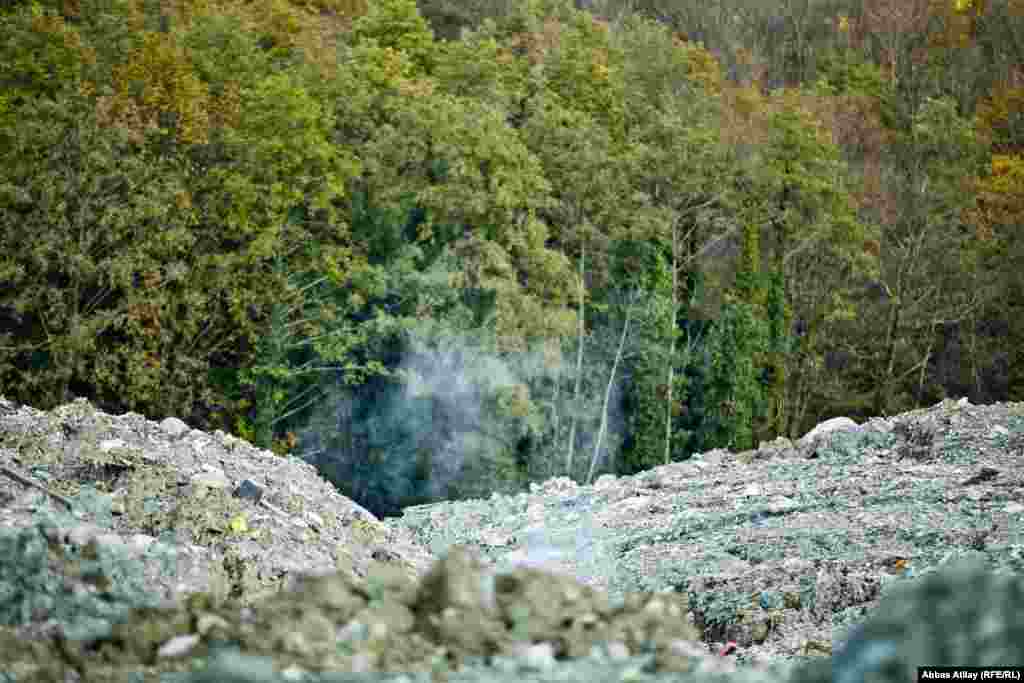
[1,0,1021,516]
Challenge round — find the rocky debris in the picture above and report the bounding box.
[1,395,1023,681]
[0,530,751,681]
[0,395,436,622]
[393,397,1024,668]
[794,416,860,449]
[0,396,747,681]
[787,559,1024,683]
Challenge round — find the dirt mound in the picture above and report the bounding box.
[1,395,1022,681]
[393,397,1024,666]
[0,395,434,628]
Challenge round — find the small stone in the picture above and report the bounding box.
[98,439,127,452]
[510,641,556,671]
[157,633,200,659]
[234,479,264,504]
[127,534,156,552]
[196,613,229,636]
[189,469,229,490]
[797,416,859,447]
[159,417,190,439]
[602,641,630,660]
[303,511,324,531]
[65,523,105,548]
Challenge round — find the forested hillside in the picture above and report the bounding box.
[1,0,1021,517]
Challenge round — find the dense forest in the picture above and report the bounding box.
[1,0,1021,517]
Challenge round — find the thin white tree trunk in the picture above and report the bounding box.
[550,354,561,481]
[587,289,636,485]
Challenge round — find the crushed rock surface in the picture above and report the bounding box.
[391,397,1024,666]
[0,395,437,613]
[0,395,1023,680]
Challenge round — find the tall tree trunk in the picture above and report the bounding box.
[566,239,586,478]
[915,333,935,408]
[790,352,812,438]
[663,222,679,466]
[875,289,902,416]
[968,308,982,399]
[550,349,561,480]
[769,271,790,441]
[588,288,636,485]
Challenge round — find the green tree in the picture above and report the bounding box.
[0,93,208,417]
[0,2,94,111]
[181,66,361,432]
[351,0,437,74]
[608,13,773,467]
[698,288,770,452]
[749,90,880,438]
[866,96,990,414]
[358,89,572,349]
[542,8,626,141]
[518,94,631,478]
[512,11,684,481]
[614,16,734,467]
[431,25,528,116]
[235,245,392,453]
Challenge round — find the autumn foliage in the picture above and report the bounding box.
[1,0,1022,504]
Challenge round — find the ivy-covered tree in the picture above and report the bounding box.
[697,288,769,452]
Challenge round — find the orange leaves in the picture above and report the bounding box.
[127,300,163,339]
[110,31,211,144]
[969,153,1024,235]
[506,16,563,66]
[991,154,1024,175]
[930,0,982,48]
[975,84,1024,152]
[207,79,242,130]
[969,83,1024,241]
[863,239,882,259]
[270,430,298,455]
[396,77,435,98]
[682,43,723,97]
